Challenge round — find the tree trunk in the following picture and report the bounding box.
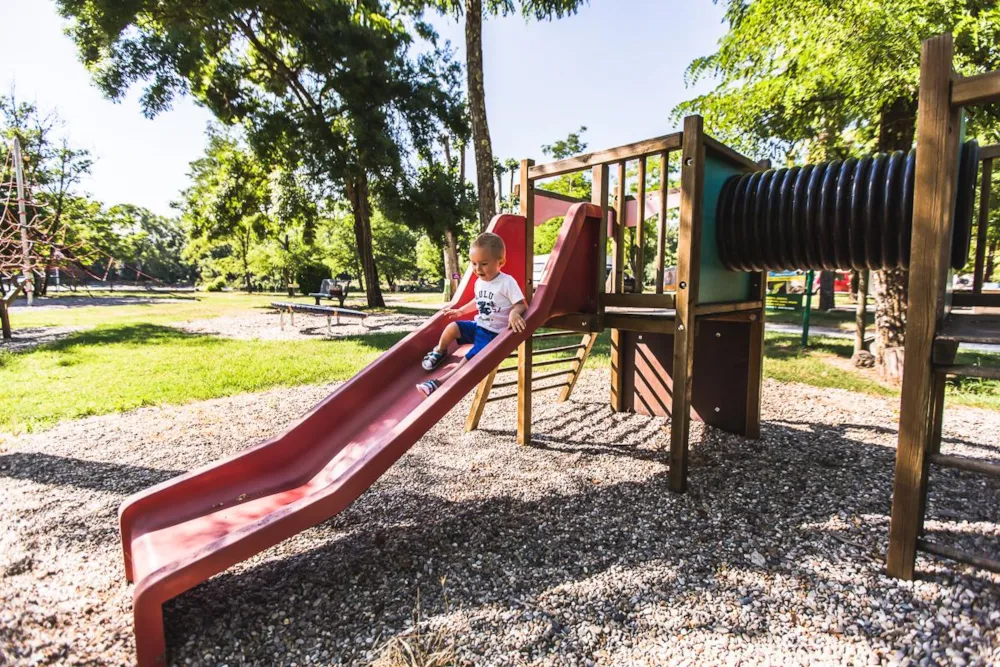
[443,227,460,300]
[345,172,385,308]
[873,98,917,381]
[0,302,10,340]
[496,171,503,212]
[465,0,497,230]
[818,271,836,311]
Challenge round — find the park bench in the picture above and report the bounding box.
[270,301,367,336]
[309,278,351,307]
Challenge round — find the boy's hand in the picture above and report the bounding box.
[508,311,526,333]
[442,308,461,319]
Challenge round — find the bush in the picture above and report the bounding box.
[203,276,227,292]
[296,261,329,296]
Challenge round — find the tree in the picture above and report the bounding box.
[381,160,476,297]
[416,235,444,282]
[57,0,466,308]
[534,127,591,254]
[180,135,270,292]
[674,0,1000,380]
[431,0,590,229]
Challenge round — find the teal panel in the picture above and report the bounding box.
[699,153,751,303]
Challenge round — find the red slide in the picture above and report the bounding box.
[120,204,601,665]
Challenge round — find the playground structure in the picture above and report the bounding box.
[117,33,1000,665]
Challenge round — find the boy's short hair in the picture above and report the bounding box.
[471,232,506,260]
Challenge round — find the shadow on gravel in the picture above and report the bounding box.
[0,452,182,494]
[160,409,1000,664]
[40,323,218,352]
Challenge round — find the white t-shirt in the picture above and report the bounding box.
[473,272,525,333]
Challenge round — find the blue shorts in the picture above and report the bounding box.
[455,320,499,360]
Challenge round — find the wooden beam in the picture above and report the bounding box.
[613,161,627,294]
[694,300,764,316]
[517,158,535,446]
[558,333,597,402]
[604,293,676,309]
[669,115,706,494]
[973,158,992,294]
[465,367,499,432]
[528,133,682,180]
[981,144,1000,160]
[534,188,587,204]
[703,135,760,170]
[544,312,600,332]
[592,165,610,331]
[917,539,1000,574]
[635,157,647,293]
[655,151,669,294]
[887,34,964,581]
[951,291,1000,308]
[929,452,1000,478]
[952,70,1000,107]
[604,312,675,333]
[745,273,767,439]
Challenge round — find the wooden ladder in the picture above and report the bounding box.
[465,330,598,433]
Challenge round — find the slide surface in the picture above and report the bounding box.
[121,204,601,665]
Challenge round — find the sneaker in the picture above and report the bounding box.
[421,349,445,371]
[416,379,441,397]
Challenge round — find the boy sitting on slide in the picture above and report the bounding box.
[417,232,526,397]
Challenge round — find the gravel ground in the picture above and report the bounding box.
[8,295,189,310]
[176,310,427,340]
[1,371,999,666]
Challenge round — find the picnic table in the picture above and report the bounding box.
[270,301,368,336]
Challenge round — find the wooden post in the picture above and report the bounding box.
[592,164,610,330]
[636,157,647,293]
[973,158,992,294]
[655,151,669,294]
[613,161,627,293]
[558,333,597,402]
[13,137,33,306]
[609,161,628,412]
[669,116,706,493]
[517,158,535,445]
[465,367,499,431]
[887,34,963,580]
[854,270,869,354]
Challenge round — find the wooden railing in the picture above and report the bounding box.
[525,131,683,304]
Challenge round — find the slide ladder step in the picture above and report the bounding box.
[916,539,1000,574]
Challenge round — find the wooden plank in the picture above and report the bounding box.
[887,34,964,581]
[703,134,760,170]
[528,133,682,180]
[592,165,610,330]
[534,343,587,356]
[544,312,600,332]
[464,367,499,432]
[935,314,1000,344]
[917,539,1000,574]
[973,158,992,294]
[937,364,1000,379]
[635,157,647,293]
[613,161,627,293]
[952,70,1000,107]
[950,292,1000,308]
[559,333,597,402]
[604,293,676,309]
[604,312,676,333]
[694,300,764,316]
[610,329,625,412]
[532,330,582,340]
[744,273,767,439]
[981,144,1000,160]
[494,369,572,389]
[655,151,669,294]
[517,158,535,446]
[669,115,706,494]
[929,452,1000,478]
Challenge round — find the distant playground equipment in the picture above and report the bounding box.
[269,300,368,335]
[119,34,999,664]
[310,275,352,307]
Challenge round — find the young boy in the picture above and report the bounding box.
[417,232,527,397]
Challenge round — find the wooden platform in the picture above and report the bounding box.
[936,314,1000,345]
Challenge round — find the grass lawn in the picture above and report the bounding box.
[1,291,997,433]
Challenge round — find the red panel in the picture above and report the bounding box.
[121,204,601,666]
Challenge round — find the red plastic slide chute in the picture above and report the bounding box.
[120,204,601,664]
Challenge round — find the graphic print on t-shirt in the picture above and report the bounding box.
[472,273,524,333]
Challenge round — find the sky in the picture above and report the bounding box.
[1,1,729,217]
